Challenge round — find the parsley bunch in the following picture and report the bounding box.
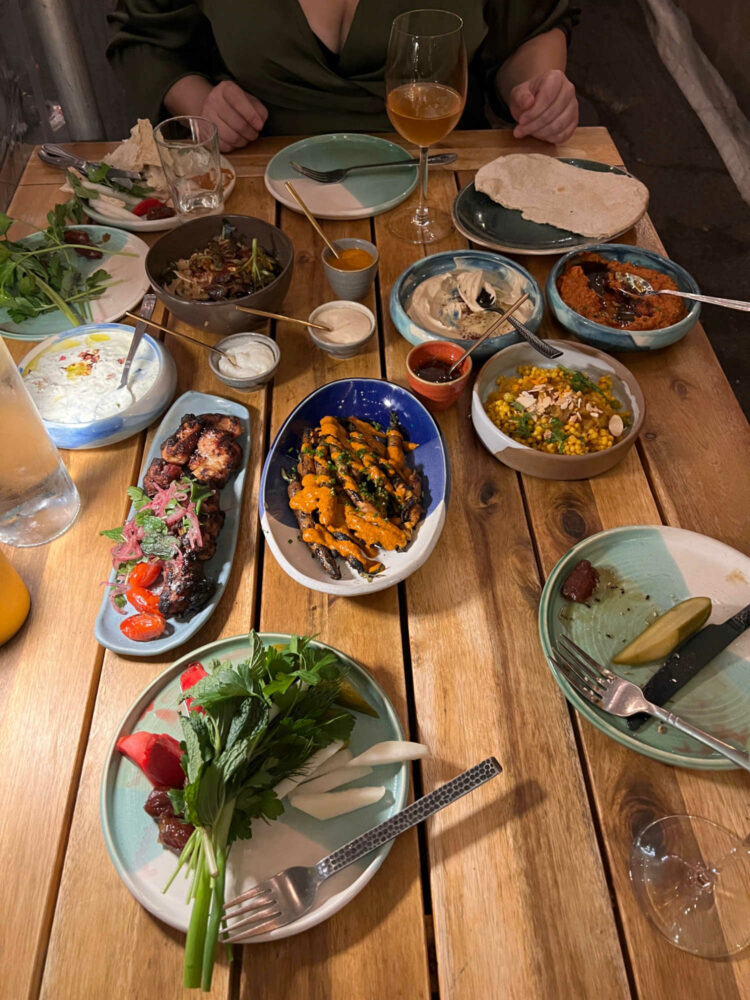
[169,632,355,990]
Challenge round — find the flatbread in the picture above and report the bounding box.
[474,154,649,239]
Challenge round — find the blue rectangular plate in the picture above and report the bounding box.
[94,390,250,657]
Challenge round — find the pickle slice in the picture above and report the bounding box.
[612,596,712,665]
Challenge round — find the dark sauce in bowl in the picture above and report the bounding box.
[413,358,461,383]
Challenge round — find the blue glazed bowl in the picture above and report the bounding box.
[19,324,176,449]
[259,378,449,596]
[389,250,545,364]
[546,244,700,352]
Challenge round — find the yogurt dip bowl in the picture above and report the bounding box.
[307,301,376,359]
[208,332,280,390]
[19,324,176,449]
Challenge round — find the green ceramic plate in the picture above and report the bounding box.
[265,133,417,220]
[539,526,750,769]
[452,159,644,255]
[100,633,409,941]
[0,225,149,340]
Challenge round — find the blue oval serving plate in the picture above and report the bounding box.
[101,632,409,940]
[546,244,701,352]
[389,250,545,364]
[94,390,250,656]
[260,378,449,596]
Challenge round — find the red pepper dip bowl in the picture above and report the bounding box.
[406,341,472,411]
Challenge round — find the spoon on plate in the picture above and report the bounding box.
[447,292,530,376]
[613,272,750,312]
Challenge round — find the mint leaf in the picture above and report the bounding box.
[100,526,124,542]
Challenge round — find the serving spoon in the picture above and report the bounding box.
[613,272,750,312]
[447,293,530,376]
[475,286,563,359]
[122,310,240,368]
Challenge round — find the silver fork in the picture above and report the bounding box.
[552,635,750,772]
[290,152,457,184]
[221,757,502,941]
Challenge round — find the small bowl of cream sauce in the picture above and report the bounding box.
[209,332,280,389]
[307,300,376,359]
[19,324,177,449]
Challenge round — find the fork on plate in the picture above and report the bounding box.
[551,635,750,772]
[290,152,457,184]
[221,757,502,941]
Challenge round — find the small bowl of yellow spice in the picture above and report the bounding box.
[322,238,378,301]
[471,340,645,480]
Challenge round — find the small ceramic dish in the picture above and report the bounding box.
[322,238,379,301]
[471,340,645,480]
[307,301,376,359]
[546,244,700,352]
[19,324,176,449]
[406,341,472,411]
[389,249,544,364]
[208,332,280,390]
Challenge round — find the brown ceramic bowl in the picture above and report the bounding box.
[145,214,294,336]
[406,341,472,412]
[471,340,645,480]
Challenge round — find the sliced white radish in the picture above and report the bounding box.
[348,741,428,768]
[296,766,372,795]
[290,786,386,821]
[272,741,344,801]
[310,747,353,777]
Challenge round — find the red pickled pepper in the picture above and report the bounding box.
[116,732,185,787]
[180,661,208,713]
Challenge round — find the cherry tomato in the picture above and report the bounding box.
[127,586,161,613]
[120,613,166,642]
[128,562,160,588]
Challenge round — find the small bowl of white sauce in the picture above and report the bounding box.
[307,301,376,359]
[209,332,280,390]
[20,324,176,449]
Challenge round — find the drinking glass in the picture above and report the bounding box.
[385,10,467,244]
[154,116,224,219]
[630,814,750,958]
[0,338,80,546]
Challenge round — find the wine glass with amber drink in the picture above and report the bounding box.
[385,10,467,243]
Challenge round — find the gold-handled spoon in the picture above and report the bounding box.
[283,181,340,259]
[122,310,240,368]
[235,305,332,332]
[447,293,530,376]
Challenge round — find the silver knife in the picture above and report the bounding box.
[119,294,156,390]
[627,601,750,730]
[38,144,143,186]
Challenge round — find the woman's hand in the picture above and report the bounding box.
[200,81,268,152]
[508,69,578,144]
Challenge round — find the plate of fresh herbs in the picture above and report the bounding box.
[0,200,150,339]
[101,631,409,991]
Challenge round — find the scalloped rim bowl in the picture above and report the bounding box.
[546,244,701,352]
[471,340,645,480]
[389,249,545,363]
[19,324,176,449]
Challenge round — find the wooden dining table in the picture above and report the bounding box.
[2,127,749,1000]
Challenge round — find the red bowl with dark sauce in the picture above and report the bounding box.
[406,341,472,411]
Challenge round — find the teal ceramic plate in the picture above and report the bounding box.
[539,526,750,769]
[453,159,645,255]
[265,134,417,220]
[101,633,409,940]
[0,225,150,340]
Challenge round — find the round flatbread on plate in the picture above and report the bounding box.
[265,134,417,220]
[101,633,410,941]
[539,525,750,769]
[0,225,150,340]
[453,157,649,255]
[82,156,237,233]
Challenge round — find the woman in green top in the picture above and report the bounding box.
[107,1,579,151]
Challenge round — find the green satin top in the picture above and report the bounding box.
[107,1,577,135]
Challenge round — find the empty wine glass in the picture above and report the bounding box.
[385,10,467,244]
[630,814,750,958]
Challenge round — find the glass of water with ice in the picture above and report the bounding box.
[0,339,80,546]
[154,116,224,219]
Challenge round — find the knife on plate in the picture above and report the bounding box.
[627,601,750,730]
[119,293,156,390]
[38,144,143,186]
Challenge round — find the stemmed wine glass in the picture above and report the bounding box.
[630,815,750,957]
[385,10,467,244]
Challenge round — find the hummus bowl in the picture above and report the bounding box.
[389,250,544,363]
[19,324,176,449]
